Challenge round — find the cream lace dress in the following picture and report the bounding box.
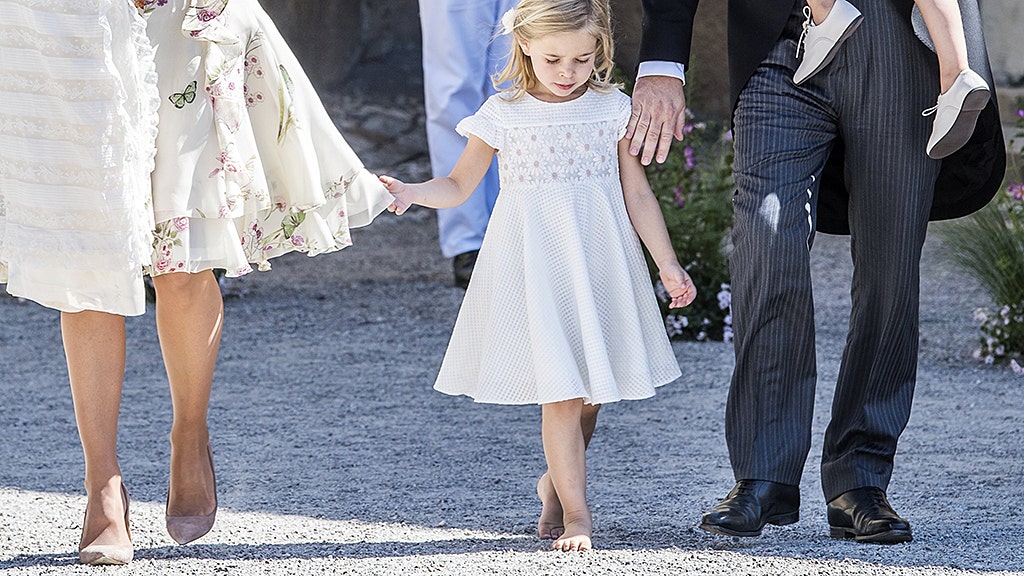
[142,0,391,277]
[433,88,681,405]
[0,0,160,316]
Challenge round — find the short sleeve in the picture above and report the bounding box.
[614,89,633,140]
[455,94,505,151]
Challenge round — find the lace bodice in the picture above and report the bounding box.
[456,88,631,192]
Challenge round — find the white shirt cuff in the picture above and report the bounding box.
[637,61,686,86]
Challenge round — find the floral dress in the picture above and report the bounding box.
[433,89,681,405]
[142,0,391,277]
[0,0,160,316]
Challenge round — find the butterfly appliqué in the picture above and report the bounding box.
[169,80,198,109]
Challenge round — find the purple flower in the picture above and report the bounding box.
[672,186,686,209]
[1017,109,1024,119]
[683,146,696,170]
[1007,183,1024,201]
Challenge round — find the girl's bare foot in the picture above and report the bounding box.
[551,509,593,551]
[536,473,564,539]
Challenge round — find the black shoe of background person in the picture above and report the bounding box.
[452,250,479,290]
[699,480,800,537]
[827,487,913,544]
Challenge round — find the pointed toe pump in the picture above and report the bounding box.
[78,484,133,565]
[166,444,218,545]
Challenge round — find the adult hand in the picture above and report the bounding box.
[626,75,687,166]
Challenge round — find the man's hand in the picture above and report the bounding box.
[626,75,688,166]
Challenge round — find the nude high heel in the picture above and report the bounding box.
[78,483,133,565]
[166,444,218,545]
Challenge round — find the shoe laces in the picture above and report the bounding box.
[921,102,939,117]
[796,5,813,59]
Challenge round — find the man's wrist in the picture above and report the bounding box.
[637,61,686,86]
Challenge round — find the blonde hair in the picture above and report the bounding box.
[494,0,616,101]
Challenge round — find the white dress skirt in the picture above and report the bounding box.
[433,89,681,405]
[142,0,392,277]
[0,0,160,316]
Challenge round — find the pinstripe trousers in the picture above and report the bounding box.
[728,0,942,502]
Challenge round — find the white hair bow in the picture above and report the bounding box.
[500,8,516,36]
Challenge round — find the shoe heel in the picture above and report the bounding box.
[829,526,853,539]
[767,510,799,526]
[961,87,991,112]
[79,484,133,565]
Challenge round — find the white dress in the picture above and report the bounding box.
[0,0,160,316]
[142,0,392,277]
[434,88,681,405]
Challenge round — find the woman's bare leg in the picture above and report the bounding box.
[153,270,222,520]
[62,311,130,551]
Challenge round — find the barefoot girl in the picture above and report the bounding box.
[794,0,989,159]
[382,0,695,552]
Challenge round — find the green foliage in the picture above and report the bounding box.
[938,98,1024,364]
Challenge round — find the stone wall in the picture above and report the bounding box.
[980,0,1024,122]
[259,0,421,90]
[610,0,730,119]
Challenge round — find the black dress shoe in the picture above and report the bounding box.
[827,487,912,544]
[699,480,800,537]
[452,250,479,290]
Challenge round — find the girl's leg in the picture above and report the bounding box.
[915,0,970,93]
[537,404,600,540]
[61,311,131,552]
[916,0,989,158]
[541,399,594,551]
[153,271,221,526]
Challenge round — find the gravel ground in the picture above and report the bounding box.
[1,89,1023,575]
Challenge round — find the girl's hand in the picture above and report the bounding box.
[659,263,697,309]
[379,175,414,215]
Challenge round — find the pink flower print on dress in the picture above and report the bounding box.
[172,217,189,231]
[290,235,305,247]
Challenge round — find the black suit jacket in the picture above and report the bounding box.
[638,0,1005,235]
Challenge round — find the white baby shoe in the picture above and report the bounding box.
[923,68,990,159]
[794,0,863,85]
